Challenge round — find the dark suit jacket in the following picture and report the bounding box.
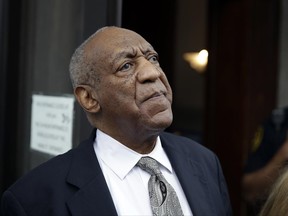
[1,129,232,216]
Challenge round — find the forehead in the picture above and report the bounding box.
[85,28,155,63]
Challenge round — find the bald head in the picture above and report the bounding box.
[69,26,150,89]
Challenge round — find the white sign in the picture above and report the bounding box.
[30,94,75,156]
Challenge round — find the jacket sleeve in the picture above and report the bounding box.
[1,190,27,216]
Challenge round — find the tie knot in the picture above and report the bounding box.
[137,156,161,176]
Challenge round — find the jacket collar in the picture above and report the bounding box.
[65,129,213,215]
[160,133,213,215]
[66,129,117,216]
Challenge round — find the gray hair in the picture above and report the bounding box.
[69,26,111,89]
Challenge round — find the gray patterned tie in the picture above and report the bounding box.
[137,156,184,216]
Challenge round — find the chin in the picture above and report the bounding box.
[149,113,173,131]
[139,106,173,130]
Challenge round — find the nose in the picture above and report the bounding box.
[136,60,161,83]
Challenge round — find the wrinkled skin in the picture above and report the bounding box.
[75,27,173,153]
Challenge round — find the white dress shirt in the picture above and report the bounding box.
[93,129,193,216]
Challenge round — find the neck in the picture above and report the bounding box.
[100,128,160,154]
[130,136,158,154]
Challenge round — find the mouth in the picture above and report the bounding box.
[144,91,166,102]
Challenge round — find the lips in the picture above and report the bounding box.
[144,91,166,102]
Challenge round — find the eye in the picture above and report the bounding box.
[148,54,159,64]
[119,62,132,71]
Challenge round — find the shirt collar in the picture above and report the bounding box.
[94,129,173,180]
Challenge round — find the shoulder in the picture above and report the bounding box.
[7,149,74,194]
[1,132,98,215]
[5,135,93,197]
[264,106,288,127]
[160,132,227,191]
[1,149,75,215]
[11,130,95,185]
[1,139,94,215]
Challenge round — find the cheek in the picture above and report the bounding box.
[102,84,137,110]
[98,74,138,111]
[167,90,173,104]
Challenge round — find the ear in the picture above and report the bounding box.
[74,85,100,113]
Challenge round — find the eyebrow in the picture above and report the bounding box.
[111,46,156,65]
[112,49,137,65]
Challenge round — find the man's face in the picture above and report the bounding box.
[86,27,173,136]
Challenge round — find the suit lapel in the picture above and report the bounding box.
[66,130,117,216]
[64,130,215,215]
[161,134,214,216]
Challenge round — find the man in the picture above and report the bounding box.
[242,106,288,215]
[1,26,232,215]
